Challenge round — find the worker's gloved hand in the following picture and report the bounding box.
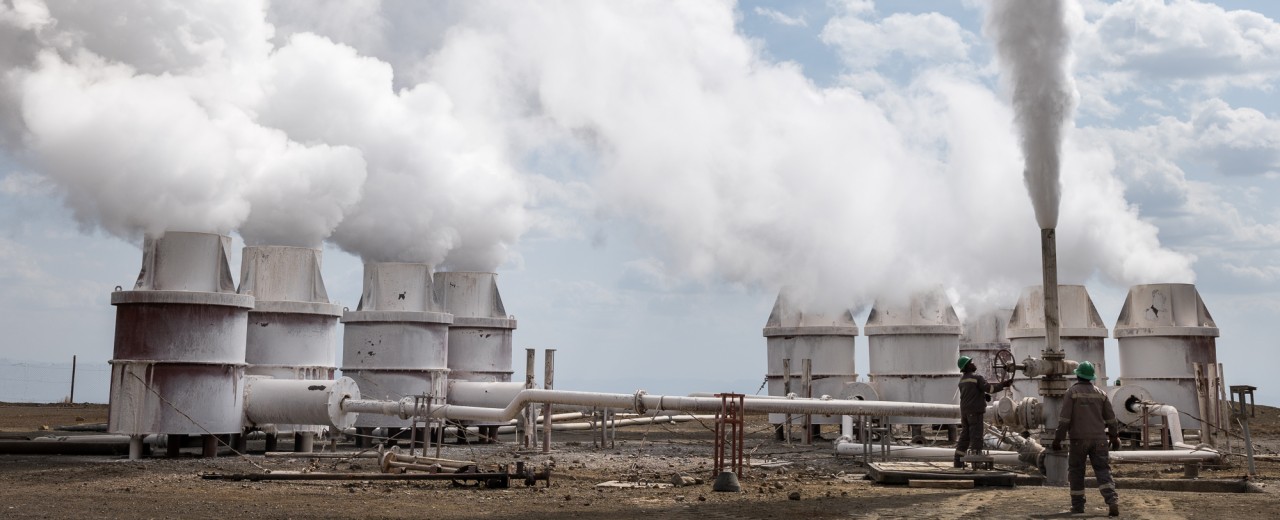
[1109,435,1121,451]
[1051,440,1062,452]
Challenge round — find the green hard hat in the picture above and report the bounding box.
[1075,361,1097,381]
[957,355,973,370]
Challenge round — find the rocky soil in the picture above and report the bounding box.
[1,402,1278,519]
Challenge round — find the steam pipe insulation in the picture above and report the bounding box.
[1145,403,1188,447]
[0,435,161,456]
[1110,450,1220,464]
[342,389,962,423]
[243,376,360,430]
[448,414,718,436]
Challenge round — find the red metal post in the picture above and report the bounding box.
[714,392,746,477]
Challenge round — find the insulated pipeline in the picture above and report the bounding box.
[341,389,963,423]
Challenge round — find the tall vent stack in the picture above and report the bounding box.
[433,271,517,383]
[1114,283,1219,430]
[341,263,453,429]
[864,288,961,425]
[1007,285,1109,399]
[239,246,342,380]
[761,289,859,426]
[108,232,254,436]
[959,308,1013,382]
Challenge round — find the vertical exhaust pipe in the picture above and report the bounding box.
[1040,228,1061,356]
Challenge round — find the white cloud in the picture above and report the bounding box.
[754,7,807,28]
[821,5,972,69]
[1076,0,1280,95]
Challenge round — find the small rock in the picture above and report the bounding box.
[788,491,801,501]
[675,495,686,502]
[697,495,707,502]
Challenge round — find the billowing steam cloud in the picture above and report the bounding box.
[0,1,525,265]
[0,1,368,248]
[985,0,1075,230]
[390,2,1188,312]
[1,1,1192,312]
[254,33,527,268]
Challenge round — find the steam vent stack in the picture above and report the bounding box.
[433,271,517,383]
[864,288,961,425]
[761,290,859,426]
[959,308,1013,382]
[108,232,254,437]
[239,246,343,380]
[341,263,453,429]
[1007,285,1109,399]
[1114,283,1219,430]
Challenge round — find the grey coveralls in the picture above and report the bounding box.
[1058,380,1120,507]
[956,371,1006,459]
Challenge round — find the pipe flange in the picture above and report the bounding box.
[633,390,648,415]
[1108,384,1154,425]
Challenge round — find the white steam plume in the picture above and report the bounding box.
[0,2,375,249]
[1,1,1192,312]
[985,0,1076,230]
[402,1,1189,311]
[255,33,528,268]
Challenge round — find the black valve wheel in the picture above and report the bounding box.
[992,349,1017,386]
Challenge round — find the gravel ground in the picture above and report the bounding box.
[2,403,1278,519]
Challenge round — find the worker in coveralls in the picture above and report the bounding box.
[1052,361,1121,517]
[954,355,1009,468]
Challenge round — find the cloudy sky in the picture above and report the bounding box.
[1,0,1278,405]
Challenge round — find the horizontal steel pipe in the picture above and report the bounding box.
[343,389,962,423]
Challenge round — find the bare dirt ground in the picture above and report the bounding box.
[1,402,1279,519]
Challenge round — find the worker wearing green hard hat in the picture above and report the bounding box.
[1053,360,1121,516]
[1074,360,1097,380]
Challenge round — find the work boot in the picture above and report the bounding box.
[953,455,964,469]
[1108,503,1120,517]
[1070,504,1085,514]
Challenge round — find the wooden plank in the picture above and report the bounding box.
[909,479,974,489]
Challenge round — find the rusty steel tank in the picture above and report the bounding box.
[1114,283,1219,430]
[1007,285,1109,399]
[864,288,961,425]
[108,231,254,437]
[341,262,453,429]
[761,289,859,426]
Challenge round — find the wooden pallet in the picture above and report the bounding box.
[866,461,1019,487]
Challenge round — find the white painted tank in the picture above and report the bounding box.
[1113,283,1218,430]
[864,289,960,425]
[108,232,254,436]
[1007,285,1109,399]
[341,263,453,428]
[433,271,517,383]
[240,246,342,380]
[959,308,1013,383]
[762,290,859,426]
